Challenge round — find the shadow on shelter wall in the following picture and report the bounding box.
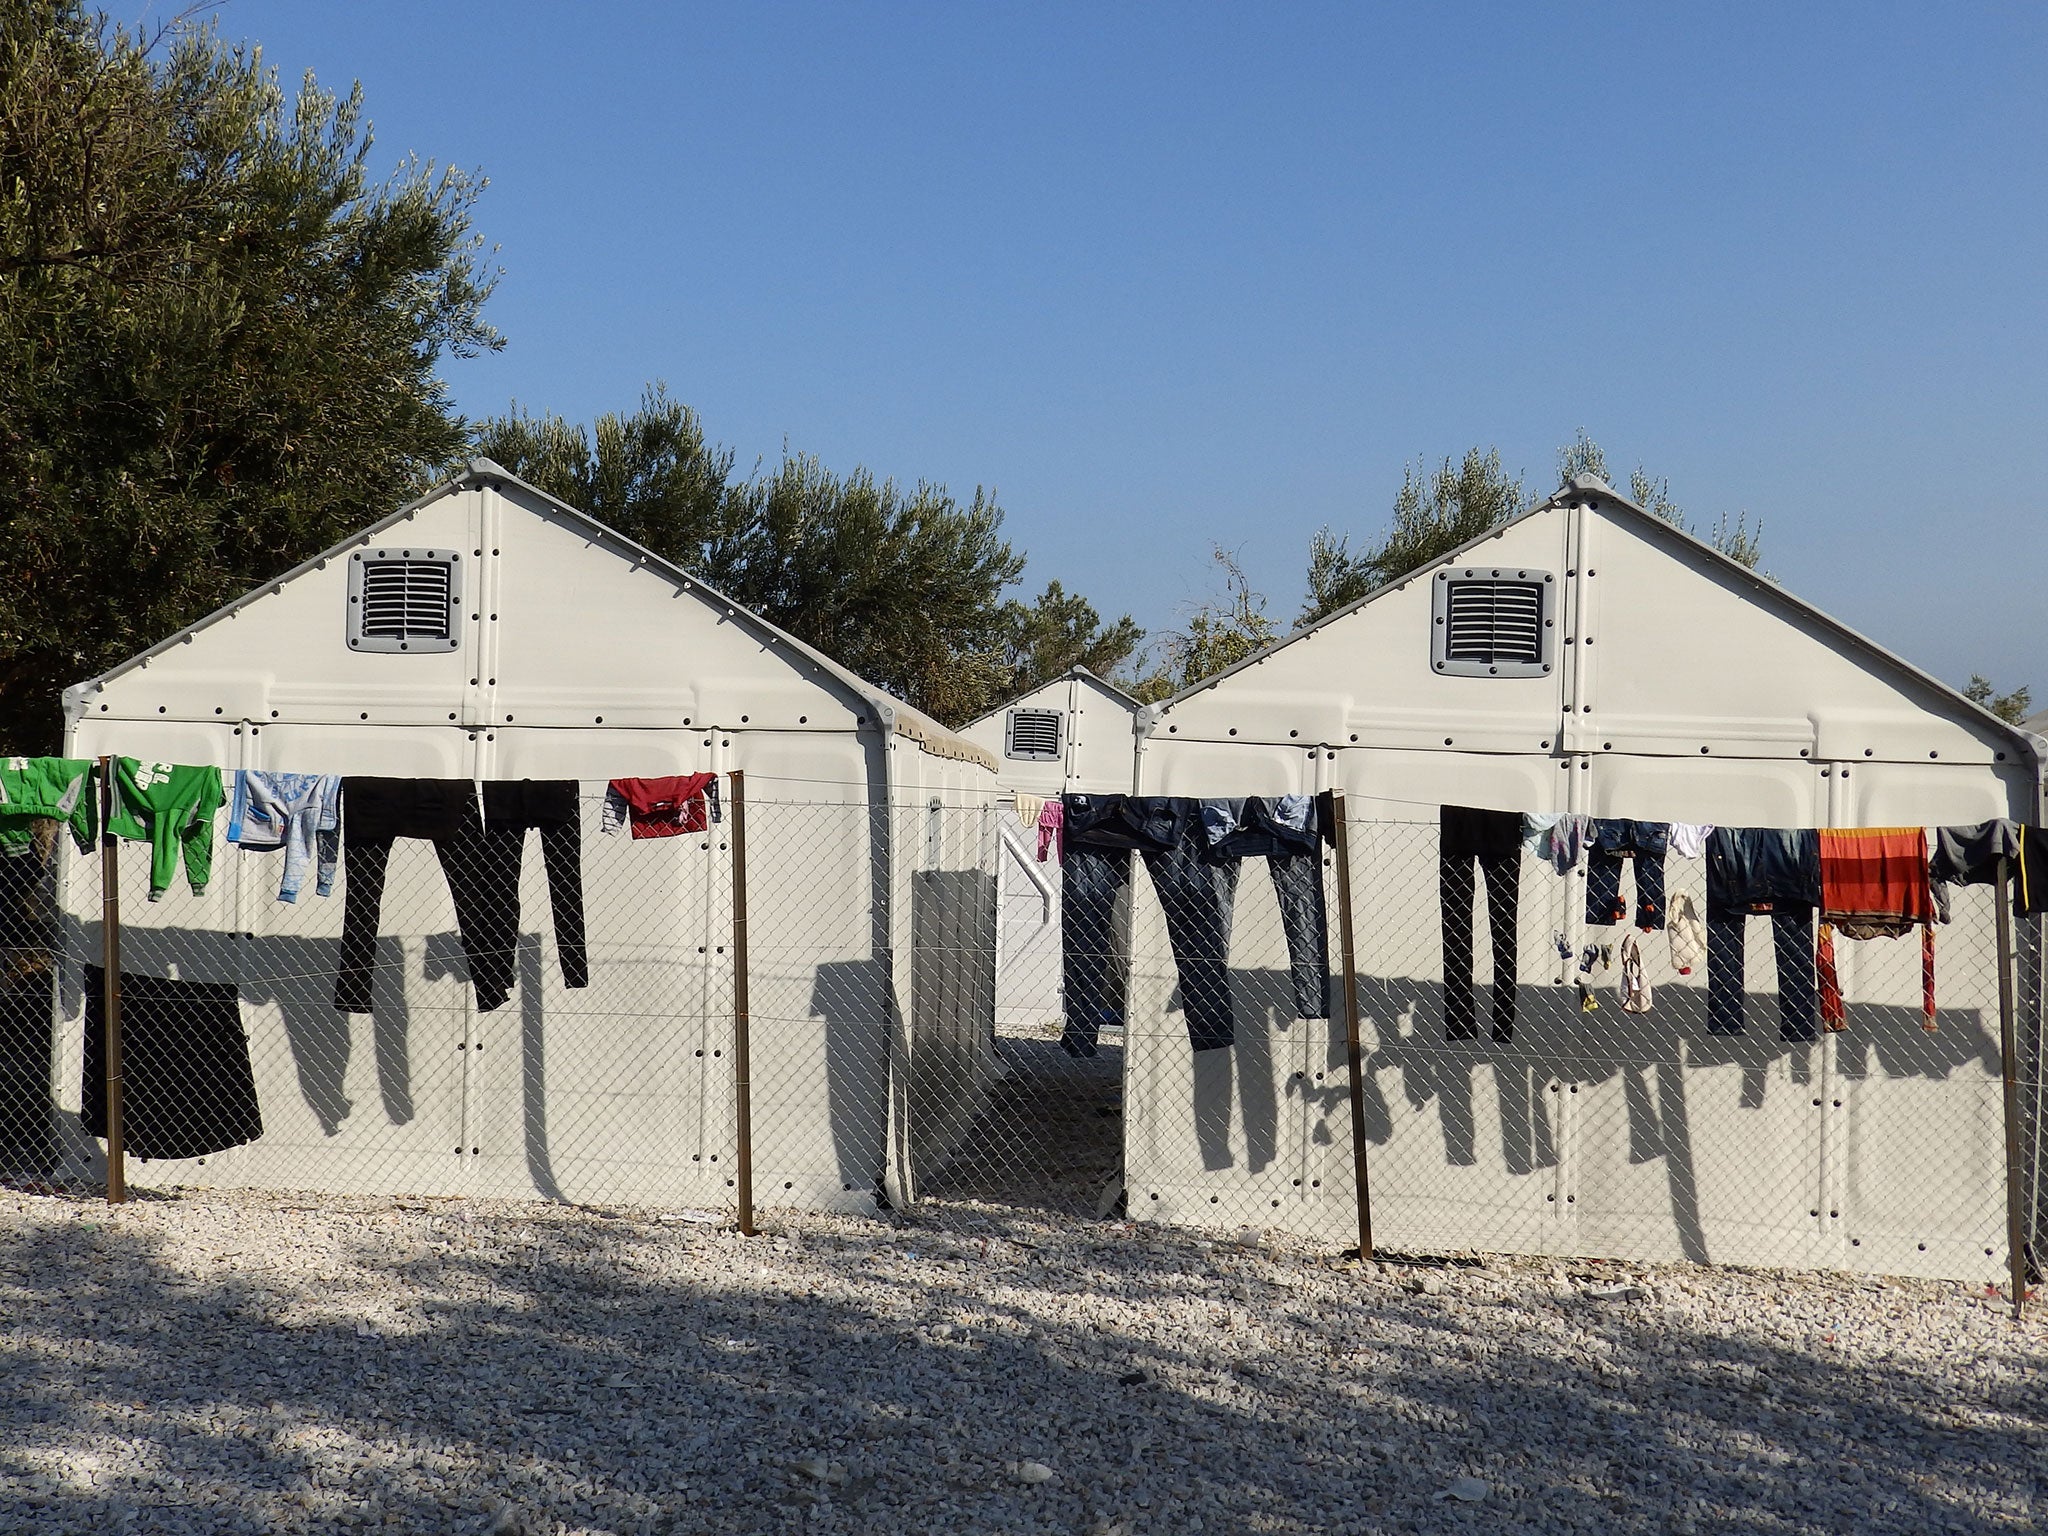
[1186,965,2006,1266]
[0,838,63,1175]
[906,867,999,1189]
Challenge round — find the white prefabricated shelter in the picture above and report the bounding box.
[961,666,1141,798]
[962,669,1142,1046]
[52,459,1002,1212]
[1121,475,2042,1280]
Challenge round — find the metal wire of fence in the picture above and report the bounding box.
[0,774,2038,1310]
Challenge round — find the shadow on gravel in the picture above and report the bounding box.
[0,1199,2039,1536]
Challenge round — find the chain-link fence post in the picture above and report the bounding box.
[1995,856,2025,1322]
[1330,791,1373,1260]
[94,757,126,1206]
[730,770,756,1237]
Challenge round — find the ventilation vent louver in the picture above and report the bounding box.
[347,549,462,652]
[1005,708,1063,761]
[1431,569,1553,677]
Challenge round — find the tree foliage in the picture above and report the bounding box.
[1556,430,1763,570]
[1963,675,2033,727]
[0,0,499,750]
[993,581,1143,702]
[476,389,1139,726]
[1299,448,1526,626]
[1130,548,1277,703]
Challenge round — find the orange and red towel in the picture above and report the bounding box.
[1816,828,1936,1032]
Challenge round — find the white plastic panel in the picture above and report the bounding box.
[1585,756,1821,828]
[960,672,1139,796]
[1574,505,2015,767]
[80,489,479,729]
[1155,513,1568,752]
[484,488,863,734]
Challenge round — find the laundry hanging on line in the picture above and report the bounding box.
[601,774,719,838]
[0,756,98,856]
[227,771,341,902]
[1814,827,1936,1032]
[106,759,223,901]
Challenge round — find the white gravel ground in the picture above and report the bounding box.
[0,1187,2039,1535]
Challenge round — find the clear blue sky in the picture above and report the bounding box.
[216,0,2046,698]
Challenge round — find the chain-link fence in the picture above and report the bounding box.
[1120,810,2042,1302]
[0,777,2038,1304]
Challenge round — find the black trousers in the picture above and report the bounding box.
[334,779,588,1014]
[1440,806,1523,1042]
[1441,848,1520,1041]
[84,965,262,1160]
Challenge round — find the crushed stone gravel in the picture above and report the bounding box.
[0,1186,2039,1534]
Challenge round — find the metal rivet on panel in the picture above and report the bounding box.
[798,716,807,724]
[1349,734,1358,742]
[360,713,368,721]
[1864,748,1873,757]
[157,705,165,714]
[741,715,749,723]
[1929,751,1939,759]
[594,716,603,724]
[1700,746,1710,754]
[1444,737,1454,746]
[1228,728,1237,736]
[1289,729,1299,738]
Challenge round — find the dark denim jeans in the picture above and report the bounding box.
[1061,795,1238,1054]
[1060,843,1132,1057]
[1706,906,1819,1040]
[1585,819,1668,929]
[1200,796,1329,1021]
[1704,827,1822,1041]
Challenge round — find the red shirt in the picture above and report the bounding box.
[609,774,716,838]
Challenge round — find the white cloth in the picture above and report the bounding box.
[1620,932,1653,1013]
[1667,890,1706,974]
[1667,822,1714,859]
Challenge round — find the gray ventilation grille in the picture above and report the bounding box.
[347,549,462,652]
[1431,568,1553,677]
[1005,708,1063,761]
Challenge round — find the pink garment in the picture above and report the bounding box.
[1037,800,1064,863]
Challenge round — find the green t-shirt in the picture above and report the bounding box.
[0,756,98,855]
[106,759,223,899]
